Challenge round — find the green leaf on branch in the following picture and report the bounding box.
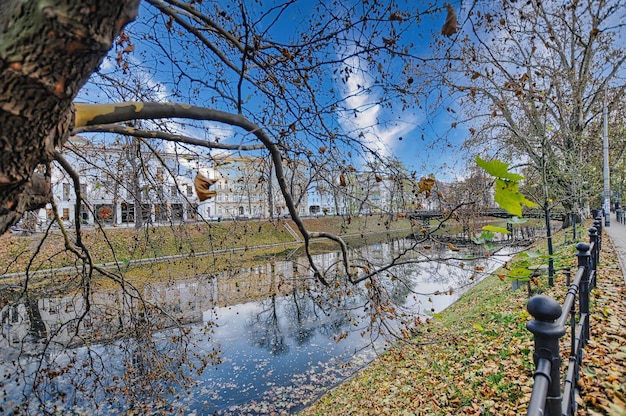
[476,157,524,181]
[494,179,535,216]
[482,225,510,234]
[507,267,532,279]
[472,230,495,244]
[476,156,537,217]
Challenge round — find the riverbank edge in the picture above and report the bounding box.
[299,227,624,415]
[0,227,413,283]
[0,216,414,279]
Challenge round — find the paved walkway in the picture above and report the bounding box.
[577,212,626,414]
[603,213,626,284]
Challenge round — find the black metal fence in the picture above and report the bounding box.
[525,216,602,416]
[616,207,624,224]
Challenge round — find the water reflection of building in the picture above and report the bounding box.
[0,254,323,351]
[1,303,29,346]
[0,241,508,357]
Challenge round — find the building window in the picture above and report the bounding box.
[155,203,168,222]
[172,204,183,221]
[80,204,89,223]
[63,183,71,201]
[62,208,70,220]
[121,203,134,223]
[186,185,193,197]
[141,204,151,222]
[170,185,178,197]
[188,203,198,221]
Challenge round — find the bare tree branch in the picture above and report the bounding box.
[73,123,265,151]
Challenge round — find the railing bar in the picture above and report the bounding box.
[570,306,576,357]
[556,267,584,327]
[558,289,578,328]
[578,313,589,348]
[562,360,577,416]
[528,358,552,416]
[573,320,585,339]
[560,318,587,416]
[571,331,582,358]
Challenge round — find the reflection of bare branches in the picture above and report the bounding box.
[287,289,315,345]
[5,153,198,412]
[249,295,288,355]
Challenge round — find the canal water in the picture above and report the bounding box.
[0,238,510,414]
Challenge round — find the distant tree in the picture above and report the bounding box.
[431,0,626,225]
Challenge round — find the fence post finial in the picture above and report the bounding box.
[526,295,565,415]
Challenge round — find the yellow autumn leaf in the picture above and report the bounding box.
[418,176,436,195]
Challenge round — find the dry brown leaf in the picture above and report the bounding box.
[339,173,347,187]
[194,173,218,201]
[441,4,458,37]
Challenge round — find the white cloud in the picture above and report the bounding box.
[337,55,422,158]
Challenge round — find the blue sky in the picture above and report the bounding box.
[79,1,470,180]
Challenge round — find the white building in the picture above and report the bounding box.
[48,137,312,226]
[51,136,215,226]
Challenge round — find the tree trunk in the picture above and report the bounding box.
[0,0,139,235]
[561,200,574,229]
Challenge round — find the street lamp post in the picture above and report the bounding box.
[603,86,611,227]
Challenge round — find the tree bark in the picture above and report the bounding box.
[0,0,139,235]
